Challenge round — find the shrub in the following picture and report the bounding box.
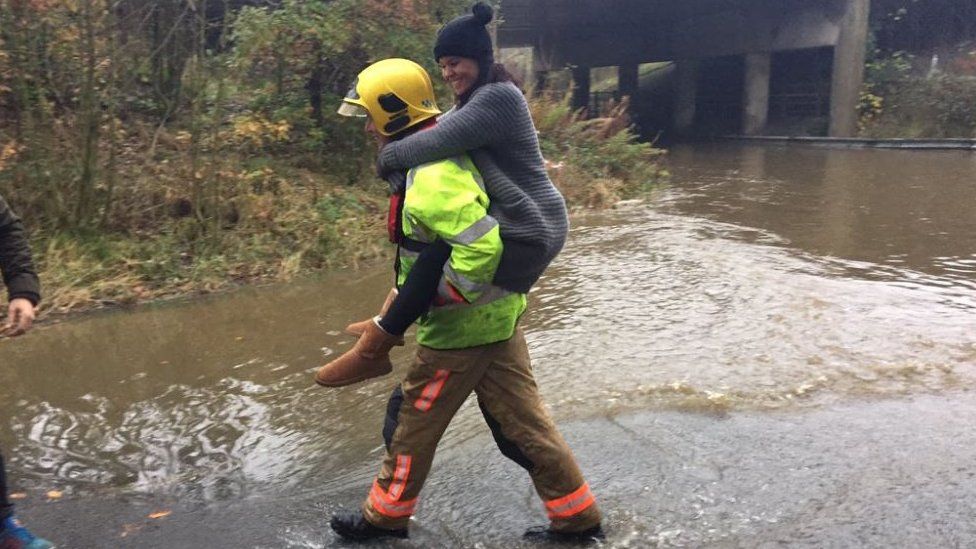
[529,95,667,208]
[860,50,976,137]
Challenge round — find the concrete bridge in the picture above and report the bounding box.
[497,0,870,137]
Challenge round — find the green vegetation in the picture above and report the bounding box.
[859,49,976,137]
[860,1,976,137]
[532,97,667,209]
[0,1,665,314]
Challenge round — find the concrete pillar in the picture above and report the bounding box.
[532,45,550,95]
[618,63,639,100]
[571,66,591,112]
[674,60,699,135]
[829,0,870,137]
[742,52,771,135]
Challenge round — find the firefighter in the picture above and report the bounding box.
[323,58,603,543]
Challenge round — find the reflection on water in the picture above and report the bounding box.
[1,143,974,503]
[663,144,976,289]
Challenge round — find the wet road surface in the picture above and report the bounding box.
[15,394,976,548]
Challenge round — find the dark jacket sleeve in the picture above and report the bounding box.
[376,82,524,176]
[377,239,451,336]
[0,195,41,305]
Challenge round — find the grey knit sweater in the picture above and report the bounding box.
[378,82,569,293]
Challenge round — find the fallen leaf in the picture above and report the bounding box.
[46,490,63,500]
[148,510,172,519]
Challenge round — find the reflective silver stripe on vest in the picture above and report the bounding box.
[471,171,485,192]
[444,264,487,294]
[448,215,498,246]
[433,284,515,311]
[402,169,437,243]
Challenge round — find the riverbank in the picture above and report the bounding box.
[13,98,665,319]
[13,392,976,548]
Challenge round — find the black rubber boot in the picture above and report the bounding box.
[330,510,408,541]
[523,524,605,544]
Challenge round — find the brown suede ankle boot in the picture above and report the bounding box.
[316,320,398,387]
[344,288,404,345]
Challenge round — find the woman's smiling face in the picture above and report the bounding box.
[438,56,480,97]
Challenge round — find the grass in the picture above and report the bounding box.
[30,168,389,314]
[530,94,668,209]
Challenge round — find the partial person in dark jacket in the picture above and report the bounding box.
[0,194,53,549]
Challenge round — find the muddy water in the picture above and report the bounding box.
[1,143,975,511]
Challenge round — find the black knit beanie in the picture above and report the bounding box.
[433,2,494,66]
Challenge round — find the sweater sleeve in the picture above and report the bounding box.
[377,83,524,176]
[0,195,41,305]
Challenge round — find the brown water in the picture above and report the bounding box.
[1,143,974,507]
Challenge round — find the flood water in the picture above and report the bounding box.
[1,143,975,545]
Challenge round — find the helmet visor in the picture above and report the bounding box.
[338,79,367,117]
[337,101,367,117]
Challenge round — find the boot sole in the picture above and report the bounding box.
[331,525,408,541]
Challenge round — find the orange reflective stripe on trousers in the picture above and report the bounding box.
[369,454,417,518]
[545,482,596,519]
[414,369,451,411]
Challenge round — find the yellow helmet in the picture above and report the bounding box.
[338,58,441,137]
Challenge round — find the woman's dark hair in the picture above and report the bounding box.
[457,62,524,106]
[485,63,523,89]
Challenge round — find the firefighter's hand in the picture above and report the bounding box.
[2,298,36,337]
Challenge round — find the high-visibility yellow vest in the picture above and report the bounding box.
[397,155,526,349]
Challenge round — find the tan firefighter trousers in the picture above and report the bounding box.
[361,328,601,533]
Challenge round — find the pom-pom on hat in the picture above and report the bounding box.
[433,2,495,65]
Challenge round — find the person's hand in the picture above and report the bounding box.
[2,298,36,337]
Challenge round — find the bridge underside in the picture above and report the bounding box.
[498,0,869,137]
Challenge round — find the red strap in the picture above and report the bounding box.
[432,281,468,307]
[387,192,403,243]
